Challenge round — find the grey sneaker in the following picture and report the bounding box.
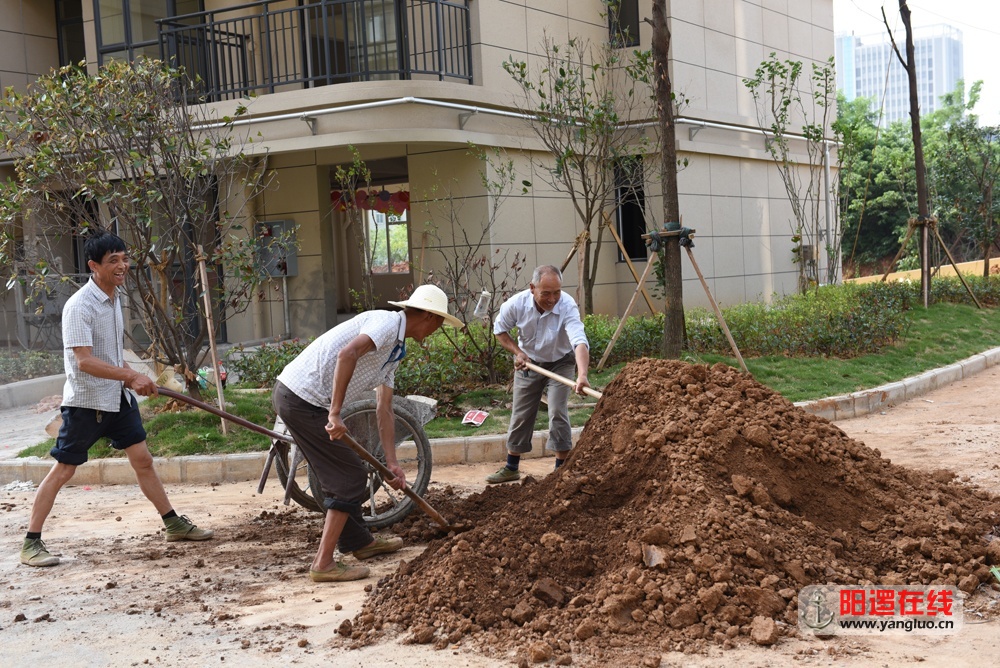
[163,515,214,542]
[21,538,59,567]
[486,466,521,484]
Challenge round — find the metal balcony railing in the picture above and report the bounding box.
[157,0,472,102]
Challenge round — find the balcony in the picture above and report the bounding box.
[157,0,472,102]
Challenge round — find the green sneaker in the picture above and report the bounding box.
[309,561,370,583]
[352,536,403,561]
[21,538,59,567]
[486,466,521,484]
[163,515,214,542]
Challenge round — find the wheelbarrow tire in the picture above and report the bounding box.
[307,398,433,529]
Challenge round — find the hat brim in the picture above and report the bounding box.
[388,301,464,328]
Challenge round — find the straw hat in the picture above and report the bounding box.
[389,285,463,328]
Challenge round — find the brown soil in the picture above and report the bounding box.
[349,359,1000,665]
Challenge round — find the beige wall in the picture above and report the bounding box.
[0,0,59,93]
[0,0,838,347]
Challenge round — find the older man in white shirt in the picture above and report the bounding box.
[487,265,590,484]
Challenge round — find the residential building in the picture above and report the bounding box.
[1,0,837,350]
[836,24,963,124]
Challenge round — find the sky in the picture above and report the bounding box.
[833,0,1000,124]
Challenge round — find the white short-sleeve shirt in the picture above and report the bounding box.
[61,278,128,411]
[276,310,406,409]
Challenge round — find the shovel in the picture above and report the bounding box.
[523,361,603,400]
[155,387,470,533]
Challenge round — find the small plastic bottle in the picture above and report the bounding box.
[472,290,491,318]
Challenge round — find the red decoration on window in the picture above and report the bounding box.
[329,189,409,213]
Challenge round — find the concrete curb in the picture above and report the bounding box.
[3,346,1000,486]
[0,427,583,487]
[0,374,64,410]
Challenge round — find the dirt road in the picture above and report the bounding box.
[2,366,999,667]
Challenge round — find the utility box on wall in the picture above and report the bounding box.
[257,220,299,277]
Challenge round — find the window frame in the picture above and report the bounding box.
[609,0,640,49]
[93,0,204,64]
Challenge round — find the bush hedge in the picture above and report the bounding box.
[687,281,913,358]
[0,349,65,384]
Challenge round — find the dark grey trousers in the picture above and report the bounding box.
[505,354,575,455]
[272,381,373,553]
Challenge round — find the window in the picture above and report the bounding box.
[609,0,640,48]
[94,0,202,64]
[614,158,647,262]
[366,208,410,274]
[56,0,87,67]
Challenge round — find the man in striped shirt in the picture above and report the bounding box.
[273,284,462,582]
[20,231,213,568]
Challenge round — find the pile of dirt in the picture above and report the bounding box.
[348,359,1000,665]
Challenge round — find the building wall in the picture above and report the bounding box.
[1,0,838,348]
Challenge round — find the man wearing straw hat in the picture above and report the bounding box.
[273,284,462,582]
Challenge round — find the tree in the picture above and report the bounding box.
[650,0,685,357]
[935,83,1000,275]
[0,58,278,398]
[836,96,917,274]
[503,33,653,314]
[331,147,376,311]
[744,54,841,291]
[419,144,528,385]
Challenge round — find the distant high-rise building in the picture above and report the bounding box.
[836,24,963,123]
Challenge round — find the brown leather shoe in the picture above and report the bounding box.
[352,536,404,561]
[309,561,370,582]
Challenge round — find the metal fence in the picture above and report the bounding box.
[158,0,472,102]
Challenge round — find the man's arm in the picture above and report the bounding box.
[325,333,376,439]
[496,331,530,370]
[73,346,156,396]
[573,343,591,395]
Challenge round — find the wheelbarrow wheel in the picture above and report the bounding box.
[307,398,432,529]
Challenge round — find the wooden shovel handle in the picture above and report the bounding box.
[522,361,603,400]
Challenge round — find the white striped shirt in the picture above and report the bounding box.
[61,278,128,411]
[276,310,406,409]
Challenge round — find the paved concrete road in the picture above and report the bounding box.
[0,405,56,461]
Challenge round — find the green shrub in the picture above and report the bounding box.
[687,281,912,357]
[586,313,664,367]
[929,273,1000,307]
[396,322,515,397]
[0,349,65,384]
[224,338,310,388]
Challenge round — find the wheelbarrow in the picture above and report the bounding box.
[156,387,468,533]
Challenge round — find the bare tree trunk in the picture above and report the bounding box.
[652,0,684,357]
[899,1,932,306]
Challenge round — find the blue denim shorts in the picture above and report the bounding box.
[50,390,148,466]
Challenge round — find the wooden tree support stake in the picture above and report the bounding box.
[196,245,228,435]
[603,212,657,314]
[597,256,657,370]
[685,246,748,374]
